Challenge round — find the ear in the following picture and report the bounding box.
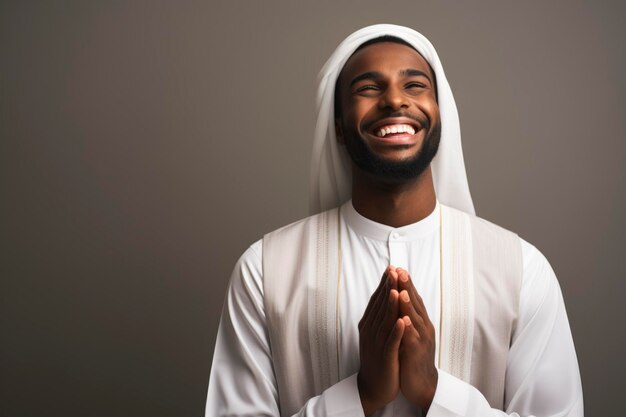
[334,120,344,145]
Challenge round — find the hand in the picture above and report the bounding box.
[396,268,438,411]
[357,266,406,416]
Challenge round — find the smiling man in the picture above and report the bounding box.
[206,25,583,417]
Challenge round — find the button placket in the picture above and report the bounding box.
[388,230,404,267]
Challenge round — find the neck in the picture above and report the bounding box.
[351,166,437,228]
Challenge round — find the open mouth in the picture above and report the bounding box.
[366,116,424,141]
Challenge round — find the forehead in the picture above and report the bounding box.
[339,42,433,83]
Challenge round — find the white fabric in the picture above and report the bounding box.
[206,201,583,416]
[310,24,475,215]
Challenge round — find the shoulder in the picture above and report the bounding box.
[519,237,554,281]
[517,237,561,318]
[263,208,339,241]
[237,239,263,269]
[235,210,330,266]
[448,205,559,290]
[228,240,264,299]
[230,208,339,295]
[460,206,558,289]
[463,206,557,291]
[458,206,562,321]
[460,206,520,240]
[442,205,521,253]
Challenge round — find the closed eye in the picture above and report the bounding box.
[356,85,380,92]
[406,82,427,89]
[354,84,382,96]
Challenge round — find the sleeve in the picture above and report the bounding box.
[426,239,584,417]
[205,240,366,417]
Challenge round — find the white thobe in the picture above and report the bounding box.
[206,200,583,416]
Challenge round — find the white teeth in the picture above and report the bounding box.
[375,124,416,137]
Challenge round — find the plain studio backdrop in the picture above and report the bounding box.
[1,1,625,416]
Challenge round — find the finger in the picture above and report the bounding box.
[370,278,392,331]
[384,317,405,360]
[368,266,398,326]
[396,269,419,311]
[376,289,400,340]
[396,269,415,302]
[360,284,384,331]
[407,281,433,328]
[362,270,394,330]
[361,266,393,321]
[396,269,420,314]
[397,269,432,327]
[398,290,428,337]
[387,267,398,291]
[410,287,433,328]
[401,315,420,342]
[374,265,398,310]
[359,265,395,328]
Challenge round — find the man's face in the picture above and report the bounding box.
[335,42,441,182]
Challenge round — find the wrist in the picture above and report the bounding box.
[422,367,439,411]
[357,372,382,417]
[360,397,377,417]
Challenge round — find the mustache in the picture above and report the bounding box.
[363,111,430,131]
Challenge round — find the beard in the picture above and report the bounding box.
[343,120,441,183]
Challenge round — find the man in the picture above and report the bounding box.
[206,24,583,417]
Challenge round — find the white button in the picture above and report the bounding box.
[391,232,400,239]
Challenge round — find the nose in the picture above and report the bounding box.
[379,85,409,111]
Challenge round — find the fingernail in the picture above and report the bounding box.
[403,316,412,326]
[400,272,408,282]
[401,291,410,302]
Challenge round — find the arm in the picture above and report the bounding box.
[425,240,584,417]
[205,241,367,417]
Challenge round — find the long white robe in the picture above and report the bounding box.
[206,201,583,416]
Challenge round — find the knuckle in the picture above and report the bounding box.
[358,320,365,331]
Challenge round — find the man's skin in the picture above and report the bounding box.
[334,42,441,416]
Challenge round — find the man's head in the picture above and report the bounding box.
[334,36,441,183]
[310,24,474,215]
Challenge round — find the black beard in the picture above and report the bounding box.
[343,120,441,183]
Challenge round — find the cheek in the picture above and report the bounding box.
[344,101,375,128]
[418,96,440,122]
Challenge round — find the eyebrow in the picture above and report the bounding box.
[400,69,432,82]
[349,71,383,87]
[349,68,433,87]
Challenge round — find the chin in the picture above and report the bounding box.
[369,146,422,163]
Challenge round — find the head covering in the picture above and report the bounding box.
[309,24,475,215]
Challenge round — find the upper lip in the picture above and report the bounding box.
[367,117,422,134]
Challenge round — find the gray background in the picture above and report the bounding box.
[1,1,624,416]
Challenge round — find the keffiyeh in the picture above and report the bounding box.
[309,24,475,215]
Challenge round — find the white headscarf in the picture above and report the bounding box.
[309,24,475,215]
